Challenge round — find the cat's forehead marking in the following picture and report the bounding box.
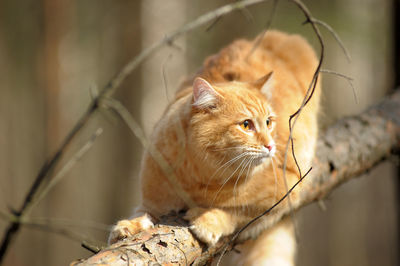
[251,92,269,113]
[239,102,268,119]
[264,105,273,116]
[239,108,255,118]
[248,97,269,116]
[226,86,271,118]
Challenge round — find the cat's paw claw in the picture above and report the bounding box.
[185,208,225,246]
[108,220,134,244]
[189,224,222,246]
[108,214,154,245]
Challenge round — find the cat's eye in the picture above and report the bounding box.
[240,119,254,131]
[266,116,274,129]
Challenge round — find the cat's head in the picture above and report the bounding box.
[189,74,277,181]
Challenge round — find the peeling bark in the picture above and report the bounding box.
[71,90,400,266]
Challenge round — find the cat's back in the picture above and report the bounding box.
[177,30,318,94]
[204,30,317,90]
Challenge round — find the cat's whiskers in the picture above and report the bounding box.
[201,147,227,185]
[203,150,209,163]
[236,155,257,215]
[271,157,278,201]
[212,148,265,209]
[243,156,256,213]
[233,156,253,216]
[202,143,214,163]
[234,157,252,193]
[213,153,228,171]
[205,152,249,198]
[211,146,244,152]
[211,153,252,207]
[245,147,264,153]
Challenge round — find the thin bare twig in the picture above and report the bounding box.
[239,6,256,23]
[0,211,104,249]
[162,53,173,103]
[311,18,351,63]
[246,0,278,60]
[206,1,256,32]
[100,0,271,100]
[282,0,325,245]
[0,104,99,261]
[320,69,358,104]
[25,128,103,216]
[81,242,101,254]
[286,0,324,179]
[101,97,197,208]
[0,124,104,256]
[216,167,312,265]
[27,224,103,251]
[218,0,326,262]
[206,16,222,32]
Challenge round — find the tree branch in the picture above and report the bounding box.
[71,90,400,266]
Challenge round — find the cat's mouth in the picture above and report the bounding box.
[243,146,275,166]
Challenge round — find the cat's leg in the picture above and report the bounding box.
[108,207,155,244]
[184,207,237,245]
[236,218,296,266]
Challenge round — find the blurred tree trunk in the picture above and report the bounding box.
[1,1,144,265]
[140,0,187,135]
[0,1,48,265]
[392,0,400,264]
[299,0,397,265]
[40,1,144,265]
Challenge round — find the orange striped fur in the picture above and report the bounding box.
[109,30,320,265]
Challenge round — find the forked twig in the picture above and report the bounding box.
[311,18,351,63]
[286,0,324,177]
[25,128,103,216]
[320,69,358,103]
[0,105,100,261]
[162,53,173,103]
[216,168,312,266]
[218,0,326,263]
[0,211,104,250]
[206,16,222,32]
[282,0,325,247]
[279,0,324,232]
[100,97,197,208]
[246,0,279,60]
[100,0,271,100]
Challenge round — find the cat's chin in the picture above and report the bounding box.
[253,155,273,168]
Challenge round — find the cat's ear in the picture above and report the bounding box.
[252,71,274,100]
[192,77,220,109]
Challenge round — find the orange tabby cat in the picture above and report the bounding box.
[109,30,320,265]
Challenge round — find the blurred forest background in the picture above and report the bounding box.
[0,0,398,265]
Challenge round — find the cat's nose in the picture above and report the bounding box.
[264,144,273,151]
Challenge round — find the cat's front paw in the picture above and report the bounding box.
[185,207,233,246]
[108,214,154,244]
